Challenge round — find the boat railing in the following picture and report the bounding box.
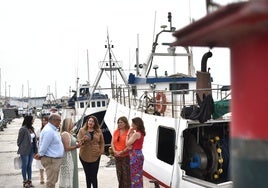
[113,85,231,119]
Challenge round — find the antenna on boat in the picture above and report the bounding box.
[145,12,176,77]
[86,49,90,85]
[135,34,140,76]
[206,0,221,14]
[168,12,172,30]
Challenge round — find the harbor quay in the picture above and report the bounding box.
[0,118,154,188]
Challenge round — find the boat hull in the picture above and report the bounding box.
[104,99,232,188]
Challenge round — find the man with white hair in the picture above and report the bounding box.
[35,113,64,188]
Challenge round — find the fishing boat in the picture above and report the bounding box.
[61,34,128,154]
[104,10,232,188]
[62,82,108,125]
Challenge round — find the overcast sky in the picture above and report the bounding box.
[0,0,234,98]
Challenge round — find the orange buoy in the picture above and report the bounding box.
[155,92,167,113]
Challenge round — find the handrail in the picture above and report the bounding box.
[113,85,231,119]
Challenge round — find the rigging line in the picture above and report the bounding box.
[188,0,192,23]
[111,50,118,63]
[86,49,90,85]
[114,98,119,130]
[101,49,109,64]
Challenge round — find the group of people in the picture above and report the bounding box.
[111,116,146,188]
[17,112,145,188]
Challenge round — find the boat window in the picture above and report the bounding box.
[157,126,175,165]
[97,101,101,107]
[80,102,84,108]
[87,102,90,107]
[169,83,189,94]
[102,101,106,107]
[80,87,89,96]
[91,101,96,108]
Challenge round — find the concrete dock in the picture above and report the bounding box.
[0,118,155,188]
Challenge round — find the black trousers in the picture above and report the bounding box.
[79,156,100,188]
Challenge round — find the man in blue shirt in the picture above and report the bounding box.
[35,113,64,188]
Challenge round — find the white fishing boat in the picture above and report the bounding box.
[104,10,232,188]
[61,34,128,154]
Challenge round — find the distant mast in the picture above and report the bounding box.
[22,84,23,98]
[55,81,57,99]
[87,49,90,85]
[0,68,1,98]
[27,80,30,98]
[21,84,24,108]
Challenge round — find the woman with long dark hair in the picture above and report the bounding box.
[111,116,131,188]
[77,115,105,188]
[126,117,146,188]
[17,115,38,187]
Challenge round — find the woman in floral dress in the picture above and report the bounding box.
[59,118,81,188]
[126,117,146,188]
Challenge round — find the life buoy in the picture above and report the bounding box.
[155,92,167,113]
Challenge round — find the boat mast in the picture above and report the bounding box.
[106,31,115,97]
[76,32,129,130]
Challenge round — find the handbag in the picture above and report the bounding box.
[14,156,22,170]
